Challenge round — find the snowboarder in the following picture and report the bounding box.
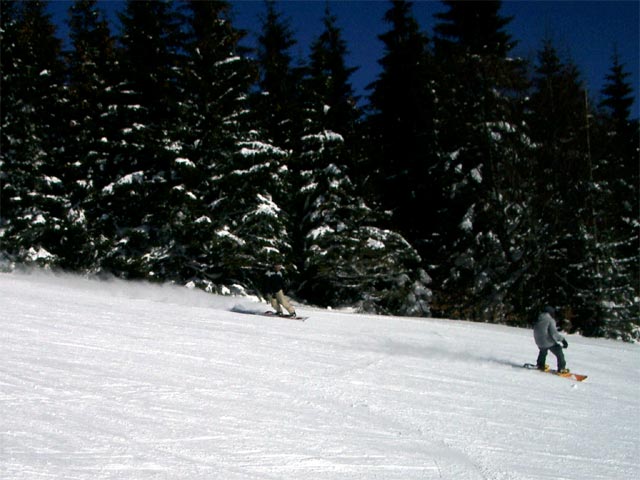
[533,306,569,373]
[264,263,297,317]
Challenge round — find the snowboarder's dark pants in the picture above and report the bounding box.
[537,345,566,370]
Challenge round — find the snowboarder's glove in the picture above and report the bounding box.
[562,339,569,349]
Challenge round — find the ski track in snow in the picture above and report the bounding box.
[1,271,639,479]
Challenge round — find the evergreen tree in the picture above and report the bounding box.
[0,1,21,265]
[179,0,290,291]
[299,3,431,314]
[434,0,514,56]
[254,0,302,151]
[525,40,599,331]
[252,0,307,283]
[306,5,360,143]
[98,0,185,278]
[598,51,639,289]
[64,0,119,271]
[299,131,431,315]
[432,0,530,322]
[366,0,438,248]
[586,52,639,340]
[0,1,69,268]
[297,4,360,303]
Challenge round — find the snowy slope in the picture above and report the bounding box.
[1,271,638,480]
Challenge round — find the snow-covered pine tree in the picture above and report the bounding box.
[98,0,185,279]
[0,1,22,268]
[366,0,438,250]
[583,53,640,340]
[249,0,307,285]
[179,0,290,291]
[299,131,431,315]
[432,0,530,322]
[0,1,69,268]
[306,4,360,145]
[525,40,597,332]
[64,0,119,271]
[221,140,290,284]
[298,5,431,315]
[253,0,303,153]
[598,51,639,299]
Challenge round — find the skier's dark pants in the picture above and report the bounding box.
[537,345,566,370]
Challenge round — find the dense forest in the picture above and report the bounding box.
[1,0,638,339]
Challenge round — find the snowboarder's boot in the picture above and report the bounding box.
[537,364,550,372]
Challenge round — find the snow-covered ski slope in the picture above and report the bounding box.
[2,271,638,480]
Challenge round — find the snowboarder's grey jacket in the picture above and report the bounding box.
[533,312,565,349]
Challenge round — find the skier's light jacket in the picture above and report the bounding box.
[533,312,565,349]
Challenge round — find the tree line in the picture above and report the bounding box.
[1,0,638,339]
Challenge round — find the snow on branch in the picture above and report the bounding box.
[102,171,145,194]
[243,193,281,222]
[238,141,287,158]
[174,158,195,169]
[216,226,245,246]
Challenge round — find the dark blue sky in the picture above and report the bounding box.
[47,1,639,118]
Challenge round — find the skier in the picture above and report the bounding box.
[533,306,569,373]
[264,263,297,317]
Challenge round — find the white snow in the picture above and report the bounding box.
[308,225,335,240]
[24,247,54,262]
[239,141,287,158]
[174,158,195,168]
[67,208,86,225]
[214,56,241,67]
[460,205,475,232]
[165,142,182,154]
[470,166,483,183]
[31,214,46,225]
[102,171,144,194]
[43,175,62,186]
[1,271,638,480]
[215,226,245,246]
[301,130,344,144]
[244,193,281,220]
[366,238,386,250]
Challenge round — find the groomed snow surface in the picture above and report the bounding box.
[1,271,638,479]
